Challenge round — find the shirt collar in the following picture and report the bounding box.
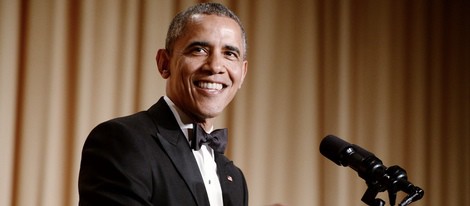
[163,96,215,138]
[163,96,193,141]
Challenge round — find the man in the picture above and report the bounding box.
[78,3,248,206]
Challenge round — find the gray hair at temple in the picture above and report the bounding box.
[165,2,248,60]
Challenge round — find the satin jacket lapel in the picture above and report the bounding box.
[216,153,237,205]
[148,98,209,205]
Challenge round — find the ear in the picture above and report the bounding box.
[156,49,170,79]
[239,60,248,89]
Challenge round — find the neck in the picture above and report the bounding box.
[198,121,214,132]
[163,96,215,131]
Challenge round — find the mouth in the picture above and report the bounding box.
[195,81,227,91]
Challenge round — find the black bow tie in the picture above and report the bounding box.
[191,124,228,154]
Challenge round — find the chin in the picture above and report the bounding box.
[202,112,221,119]
[195,103,226,117]
[196,109,223,120]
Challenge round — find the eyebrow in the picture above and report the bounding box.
[186,41,210,49]
[225,45,241,57]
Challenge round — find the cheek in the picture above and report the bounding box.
[175,59,202,78]
[230,64,246,83]
[171,61,191,81]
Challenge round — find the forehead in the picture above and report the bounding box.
[176,14,244,48]
[189,14,239,27]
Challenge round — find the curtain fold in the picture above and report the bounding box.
[1,0,468,205]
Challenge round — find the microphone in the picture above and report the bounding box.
[319,135,424,206]
[319,135,385,181]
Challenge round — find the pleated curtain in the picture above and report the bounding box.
[0,0,468,205]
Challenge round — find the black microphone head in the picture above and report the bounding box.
[319,135,352,166]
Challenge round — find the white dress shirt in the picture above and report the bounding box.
[163,96,223,206]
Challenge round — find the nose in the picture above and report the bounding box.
[203,52,225,74]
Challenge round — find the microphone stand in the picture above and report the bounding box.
[361,176,386,206]
[360,165,424,206]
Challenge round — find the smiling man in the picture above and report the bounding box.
[78,3,249,206]
[157,11,247,131]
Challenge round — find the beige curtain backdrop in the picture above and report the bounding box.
[1,0,469,205]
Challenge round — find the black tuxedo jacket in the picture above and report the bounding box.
[78,97,248,206]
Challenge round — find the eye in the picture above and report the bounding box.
[224,51,239,60]
[190,47,208,55]
[184,42,210,56]
[223,45,241,60]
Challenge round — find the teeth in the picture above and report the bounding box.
[198,82,223,90]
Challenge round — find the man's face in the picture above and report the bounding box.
[159,14,248,122]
